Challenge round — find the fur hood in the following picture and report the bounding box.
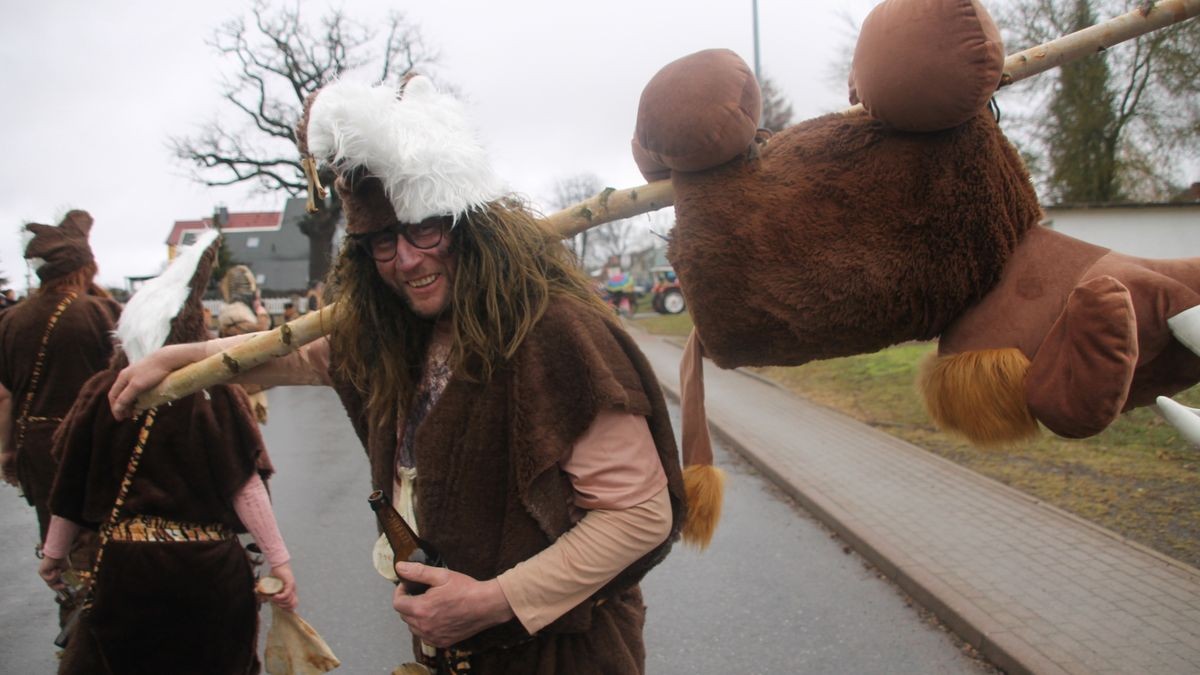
[23,210,96,282]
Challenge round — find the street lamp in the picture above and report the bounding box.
[752,0,762,83]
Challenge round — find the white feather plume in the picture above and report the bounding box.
[117,229,219,364]
[307,77,505,224]
[20,225,35,255]
[19,226,44,272]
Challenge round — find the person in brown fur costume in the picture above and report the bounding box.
[0,210,121,627]
[39,229,297,675]
[105,75,716,674]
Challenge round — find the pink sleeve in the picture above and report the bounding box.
[233,474,290,567]
[561,411,667,510]
[242,337,333,387]
[496,486,672,634]
[43,516,81,560]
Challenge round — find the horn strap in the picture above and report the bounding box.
[301,156,327,214]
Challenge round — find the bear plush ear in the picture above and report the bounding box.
[849,0,1004,132]
[632,49,762,180]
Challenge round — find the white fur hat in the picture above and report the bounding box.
[117,229,220,364]
[303,76,505,228]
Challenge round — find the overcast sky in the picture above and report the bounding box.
[1,0,878,292]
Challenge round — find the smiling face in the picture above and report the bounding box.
[374,228,458,319]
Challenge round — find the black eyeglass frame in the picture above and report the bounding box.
[352,216,453,263]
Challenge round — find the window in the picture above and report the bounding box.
[246,237,260,248]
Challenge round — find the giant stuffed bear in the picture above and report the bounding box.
[633,0,1200,447]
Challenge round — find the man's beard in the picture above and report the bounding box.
[397,287,451,321]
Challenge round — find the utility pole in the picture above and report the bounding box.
[752,0,762,83]
[752,0,763,126]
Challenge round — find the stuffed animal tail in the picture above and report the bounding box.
[918,348,1039,446]
[679,328,724,549]
[682,464,724,549]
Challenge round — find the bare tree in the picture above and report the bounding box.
[587,217,640,270]
[995,0,1200,202]
[759,77,796,133]
[550,173,605,264]
[171,0,438,283]
[826,8,865,102]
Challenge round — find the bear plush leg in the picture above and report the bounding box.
[1156,396,1200,448]
[1026,276,1138,439]
[1167,305,1200,358]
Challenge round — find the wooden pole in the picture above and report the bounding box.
[135,2,1198,411]
[842,0,1199,114]
[543,180,676,238]
[135,305,337,412]
[999,0,1199,87]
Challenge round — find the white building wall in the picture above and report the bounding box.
[1043,205,1200,260]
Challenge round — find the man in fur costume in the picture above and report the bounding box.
[107,76,699,674]
[0,210,121,626]
[39,229,297,674]
[218,264,272,423]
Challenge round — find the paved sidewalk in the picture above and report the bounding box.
[629,326,1200,675]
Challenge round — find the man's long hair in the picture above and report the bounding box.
[329,196,609,429]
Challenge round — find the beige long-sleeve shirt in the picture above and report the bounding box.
[255,336,673,634]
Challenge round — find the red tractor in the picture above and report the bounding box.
[649,266,686,314]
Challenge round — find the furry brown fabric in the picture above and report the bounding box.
[50,372,268,675]
[59,537,259,675]
[0,290,120,531]
[668,110,1041,370]
[641,0,1200,445]
[338,174,402,235]
[331,297,685,671]
[23,210,97,283]
[50,372,267,530]
[47,229,268,672]
[465,587,648,675]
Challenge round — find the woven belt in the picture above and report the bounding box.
[23,415,65,424]
[109,515,234,543]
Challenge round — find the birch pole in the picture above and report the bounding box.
[998,0,1199,87]
[135,305,337,411]
[134,0,1198,412]
[543,180,676,238]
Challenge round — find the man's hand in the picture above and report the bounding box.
[108,344,203,419]
[392,562,515,648]
[38,556,67,592]
[1,449,17,487]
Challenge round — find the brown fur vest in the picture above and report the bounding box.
[332,296,686,666]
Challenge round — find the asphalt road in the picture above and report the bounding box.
[0,385,990,673]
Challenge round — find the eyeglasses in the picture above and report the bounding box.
[354,216,451,262]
